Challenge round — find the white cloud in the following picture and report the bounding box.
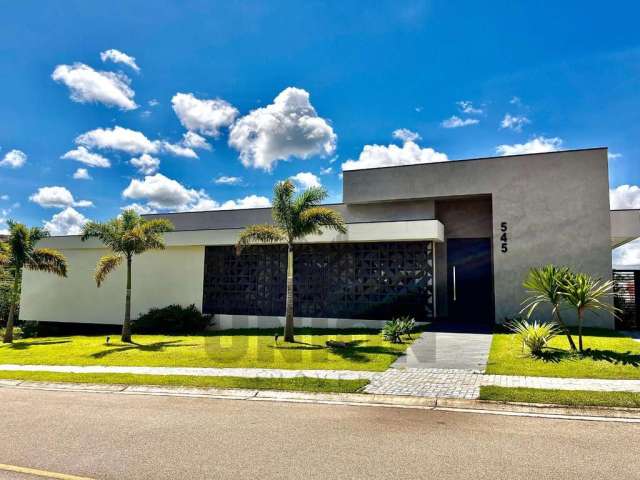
[320,167,333,175]
[72,168,92,180]
[441,116,479,128]
[29,186,93,208]
[171,92,238,137]
[182,131,211,150]
[342,140,448,171]
[100,49,140,72]
[229,87,337,171]
[218,195,271,210]
[121,203,156,215]
[214,175,242,185]
[457,101,483,115]
[61,146,111,168]
[613,239,640,268]
[510,96,523,106]
[122,173,205,210]
[76,126,157,155]
[0,149,27,168]
[608,152,622,160]
[496,136,563,156]
[610,185,640,210]
[392,128,421,143]
[160,141,198,159]
[500,113,531,132]
[0,195,8,200]
[51,63,137,110]
[148,99,159,107]
[43,207,89,236]
[290,172,321,189]
[130,154,160,175]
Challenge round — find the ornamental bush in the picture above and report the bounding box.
[133,304,212,334]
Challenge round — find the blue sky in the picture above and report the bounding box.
[0,1,638,262]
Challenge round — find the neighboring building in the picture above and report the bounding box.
[20,148,640,330]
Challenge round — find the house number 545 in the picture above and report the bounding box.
[500,222,508,253]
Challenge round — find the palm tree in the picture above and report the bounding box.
[520,265,577,351]
[0,221,67,343]
[81,209,173,342]
[561,272,619,352]
[236,180,347,342]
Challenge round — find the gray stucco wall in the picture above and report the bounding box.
[344,148,613,327]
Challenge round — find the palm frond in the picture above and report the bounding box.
[236,224,286,254]
[292,186,327,213]
[81,221,121,251]
[139,218,174,235]
[25,248,68,277]
[299,206,347,235]
[0,242,10,268]
[95,254,124,287]
[271,180,295,229]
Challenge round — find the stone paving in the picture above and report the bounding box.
[364,368,640,399]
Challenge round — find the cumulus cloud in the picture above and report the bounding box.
[159,141,198,159]
[320,167,333,175]
[130,154,160,175]
[0,149,27,168]
[61,146,111,168]
[610,185,640,210]
[608,152,622,160]
[100,49,140,72]
[392,128,421,143]
[613,239,640,268]
[73,168,92,180]
[214,176,242,185]
[51,63,137,110]
[43,207,89,236]
[122,173,206,210]
[218,195,271,210]
[229,87,337,171]
[457,100,483,115]
[441,116,479,128]
[500,113,530,132]
[29,186,93,208]
[496,136,563,156]
[121,203,156,215]
[172,93,238,137]
[342,140,448,171]
[76,126,157,155]
[182,131,211,150]
[290,171,321,189]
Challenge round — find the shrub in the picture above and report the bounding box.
[396,316,416,338]
[505,316,560,357]
[382,320,404,343]
[19,321,39,338]
[133,304,211,334]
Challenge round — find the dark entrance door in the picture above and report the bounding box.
[447,238,493,329]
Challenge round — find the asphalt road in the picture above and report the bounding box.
[0,388,639,479]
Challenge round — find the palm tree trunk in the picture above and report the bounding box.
[554,306,577,351]
[577,308,584,352]
[2,272,20,344]
[284,243,295,342]
[122,255,133,343]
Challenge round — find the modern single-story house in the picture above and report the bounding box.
[20,148,640,330]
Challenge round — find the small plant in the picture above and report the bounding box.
[505,316,560,357]
[19,321,39,339]
[381,320,404,344]
[133,304,211,334]
[396,315,416,339]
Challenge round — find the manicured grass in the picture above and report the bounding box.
[0,328,417,372]
[486,328,640,379]
[480,386,640,409]
[0,370,367,393]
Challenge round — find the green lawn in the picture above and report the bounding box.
[486,328,640,379]
[480,386,640,409]
[0,328,416,372]
[0,370,367,393]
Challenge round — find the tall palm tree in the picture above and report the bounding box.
[561,272,619,352]
[81,209,173,342]
[236,180,347,342]
[0,221,67,343]
[521,265,577,351]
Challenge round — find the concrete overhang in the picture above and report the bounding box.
[38,219,445,249]
[611,209,640,248]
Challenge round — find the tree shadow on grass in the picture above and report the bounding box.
[90,340,195,359]
[580,349,640,367]
[7,340,71,350]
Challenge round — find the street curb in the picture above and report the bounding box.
[2,378,640,422]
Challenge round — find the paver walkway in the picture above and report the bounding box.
[0,364,376,381]
[391,331,492,371]
[364,368,640,399]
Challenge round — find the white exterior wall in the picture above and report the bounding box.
[20,246,205,325]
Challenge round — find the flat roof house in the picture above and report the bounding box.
[19,148,640,330]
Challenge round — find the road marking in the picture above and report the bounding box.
[0,463,95,480]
